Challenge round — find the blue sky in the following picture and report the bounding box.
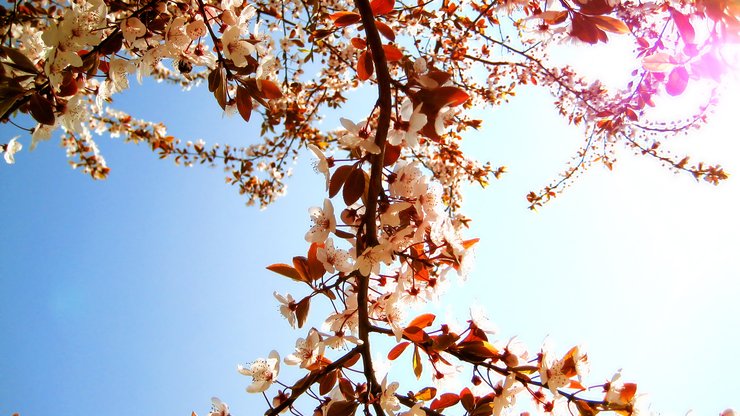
[1,66,739,416]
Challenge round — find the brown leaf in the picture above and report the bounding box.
[1,46,38,74]
[259,79,283,99]
[383,143,401,166]
[319,369,338,395]
[295,296,310,328]
[266,263,303,282]
[329,11,362,27]
[307,242,326,280]
[357,50,374,81]
[343,167,365,205]
[329,165,353,198]
[326,400,358,416]
[29,93,55,125]
[236,86,253,122]
[338,377,355,399]
[292,256,312,283]
[207,66,221,92]
[459,387,475,412]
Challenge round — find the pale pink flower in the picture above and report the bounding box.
[491,375,524,416]
[238,350,280,393]
[339,118,380,154]
[274,292,297,328]
[307,144,330,190]
[208,397,230,416]
[284,328,324,368]
[221,26,255,67]
[3,137,22,164]
[305,199,336,243]
[316,238,353,274]
[186,20,208,40]
[379,376,401,414]
[121,17,146,43]
[388,101,427,148]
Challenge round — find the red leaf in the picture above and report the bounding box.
[357,50,374,81]
[403,326,430,344]
[577,0,615,15]
[376,21,395,41]
[387,341,410,360]
[382,44,403,62]
[236,86,253,122]
[343,167,366,205]
[459,387,475,412]
[666,66,689,96]
[435,86,470,107]
[350,37,367,49]
[370,0,394,16]
[329,11,362,27]
[383,143,401,166]
[431,393,460,411]
[319,369,338,395]
[670,8,695,44]
[571,14,608,44]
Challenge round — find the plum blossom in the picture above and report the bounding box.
[121,17,146,43]
[307,144,330,190]
[379,376,401,415]
[539,345,589,395]
[491,374,524,416]
[3,137,22,164]
[238,350,280,393]
[316,238,353,274]
[305,199,336,243]
[388,101,427,148]
[221,26,255,67]
[208,397,230,416]
[339,118,381,154]
[325,292,359,336]
[274,292,297,328]
[284,328,324,369]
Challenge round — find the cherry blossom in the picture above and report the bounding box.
[305,199,336,243]
[3,137,22,164]
[307,144,330,190]
[284,328,324,369]
[237,350,280,393]
[339,118,381,154]
[316,238,353,274]
[274,292,297,328]
[208,397,230,416]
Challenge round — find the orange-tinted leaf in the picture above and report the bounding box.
[431,333,460,351]
[329,165,353,198]
[414,387,437,401]
[620,383,638,402]
[670,8,695,44]
[590,15,629,34]
[370,0,394,16]
[329,11,361,27]
[351,37,367,49]
[307,242,326,280]
[376,21,396,41]
[292,256,312,283]
[319,369,339,395]
[266,263,303,282]
[569,380,586,390]
[388,341,411,360]
[357,50,374,81]
[666,66,689,96]
[642,52,676,72]
[456,340,499,360]
[412,346,423,379]
[343,167,365,205]
[571,14,608,44]
[403,326,430,344]
[295,296,310,328]
[382,44,403,62]
[408,313,436,329]
[29,93,55,125]
[259,79,283,99]
[431,393,460,411]
[236,86,253,122]
[462,238,479,249]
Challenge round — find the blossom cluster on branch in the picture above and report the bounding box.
[1,0,738,414]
